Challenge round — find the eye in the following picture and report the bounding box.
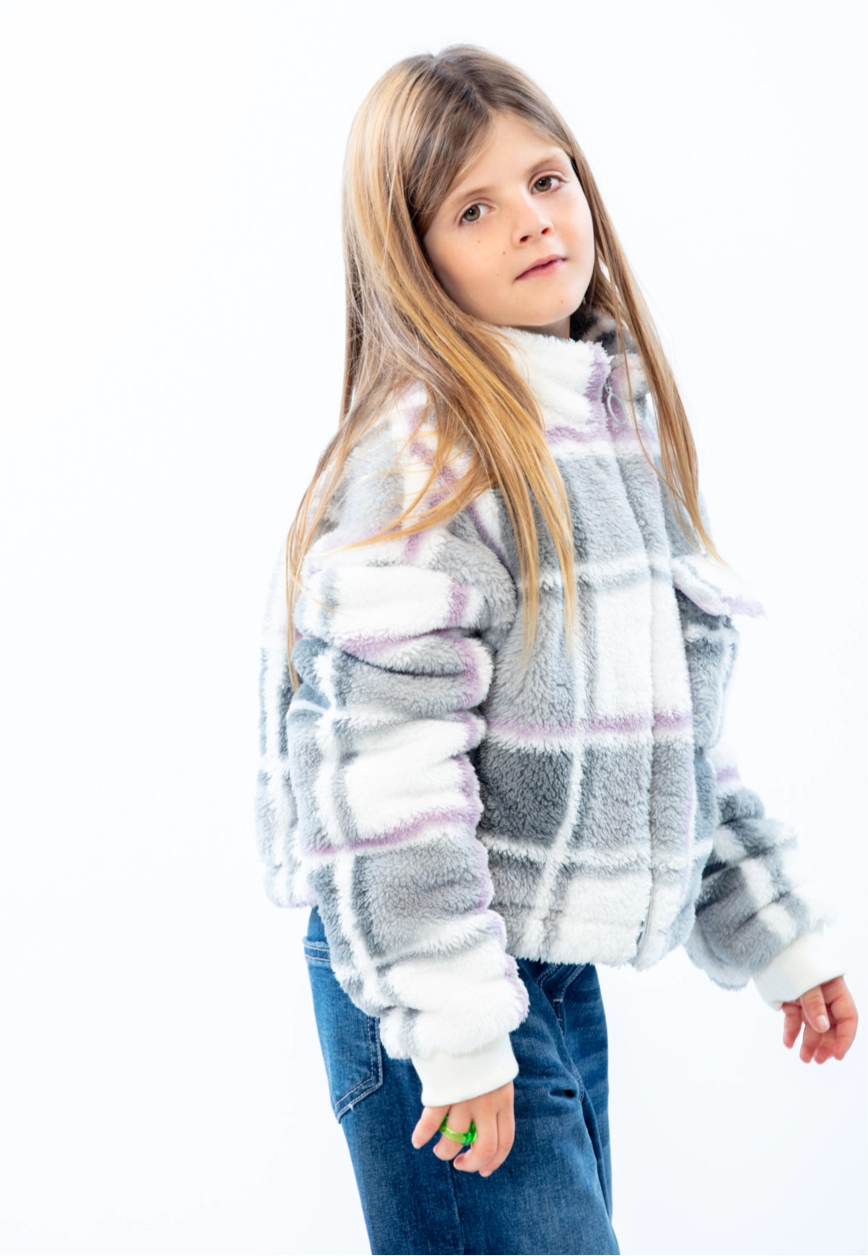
[533,175,563,193]
[460,203,489,224]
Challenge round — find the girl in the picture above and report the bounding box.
[255,45,858,1256]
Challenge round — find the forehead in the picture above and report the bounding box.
[444,113,567,199]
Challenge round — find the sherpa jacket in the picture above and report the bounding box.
[255,311,843,1106]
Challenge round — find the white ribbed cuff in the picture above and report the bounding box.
[411,1032,519,1107]
[753,928,846,1009]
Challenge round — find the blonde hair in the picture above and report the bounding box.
[285,44,725,688]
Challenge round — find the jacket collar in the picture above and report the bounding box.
[498,305,650,432]
[498,310,765,618]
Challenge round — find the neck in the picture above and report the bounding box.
[508,312,571,339]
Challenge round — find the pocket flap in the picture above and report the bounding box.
[670,552,765,618]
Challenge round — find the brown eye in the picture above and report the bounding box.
[461,204,482,223]
[534,176,558,192]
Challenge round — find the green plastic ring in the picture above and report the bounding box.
[438,1118,477,1145]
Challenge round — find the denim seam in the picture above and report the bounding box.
[559,965,587,999]
[559,1030,586,1103]
[534,962,587,994]
[549,967,589,1102]
[303,940,330,964]
[532,962,559,989]
[334,1014,383,1120]
[443,1140,468,1256]
[303,936,384,1120]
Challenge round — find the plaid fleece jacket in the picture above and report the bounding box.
[255,313,842,1105]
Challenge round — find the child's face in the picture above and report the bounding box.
[422,111,594,339]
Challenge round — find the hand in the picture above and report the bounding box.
[782,975,858,1063]
[410,1080,515,1177]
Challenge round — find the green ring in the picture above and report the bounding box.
[438,1117,477,1145]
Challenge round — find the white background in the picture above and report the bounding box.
[0,2,865,1254]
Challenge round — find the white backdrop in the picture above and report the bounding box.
[1,3,865,1254]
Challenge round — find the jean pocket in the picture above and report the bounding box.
[303,936,384,1122]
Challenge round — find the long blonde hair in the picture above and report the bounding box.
[285,44,724,688]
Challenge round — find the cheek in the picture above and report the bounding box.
[421,228,453,290]
[562,193,594,254]
[437,241,493,298]
[425,234,467,294]
[582,203,596,259]
[584,201,595,245]
[574,201,594,249]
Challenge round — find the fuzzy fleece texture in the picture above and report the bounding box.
[255,310,843,1106]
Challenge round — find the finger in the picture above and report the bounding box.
[799,1022,822,1064]
[478,1106,516,1178]
[813,1032,836,1065]
[782,1003,803,1049]
[810,1018,838,1065]
[821,980,858,1060]
[820,975,848,1002]
[411,1105,449,1150]
[452,1110,499,1175]
[827,985,859,1026]
[433,1104,474,1161]
[457,1110,512,1175]
[800,987,831,1035]
[831,1012,859,1060]
[452,1112,499,1174]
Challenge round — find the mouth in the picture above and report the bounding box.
[516,254,565,280]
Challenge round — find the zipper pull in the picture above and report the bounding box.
[604,379,628,427]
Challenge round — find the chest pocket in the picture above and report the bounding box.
[670,553,764,751]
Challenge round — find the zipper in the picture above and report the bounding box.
[634,882,654,960]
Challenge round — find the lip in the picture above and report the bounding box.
[516,254,565,280]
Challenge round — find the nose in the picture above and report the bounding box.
[512,194,553,244]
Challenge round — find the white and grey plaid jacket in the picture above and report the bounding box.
[255,313,842,1105]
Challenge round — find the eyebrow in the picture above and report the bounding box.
[444,150,569,212]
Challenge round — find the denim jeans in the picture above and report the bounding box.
[303,905,619,1256]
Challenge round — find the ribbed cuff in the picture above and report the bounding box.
[753,928,846,1009]
[411,1032,519,1107]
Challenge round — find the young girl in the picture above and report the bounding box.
[255,45,858,1256]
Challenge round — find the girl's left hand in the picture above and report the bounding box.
[782,976,858,1063]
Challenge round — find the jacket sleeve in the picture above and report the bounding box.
[255,541,314,913]
[268,392,530,1105]
[673,554,846,1005]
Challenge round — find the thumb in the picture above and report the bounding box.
[799,985,830,1033]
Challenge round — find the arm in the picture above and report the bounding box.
[653,454,849,1004]
[261,391,529,1105]
[677,588,846,1000]
[255,539,312,912]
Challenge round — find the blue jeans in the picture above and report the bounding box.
[303,905,619,1256]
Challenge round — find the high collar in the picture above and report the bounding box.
[497,306,650,433]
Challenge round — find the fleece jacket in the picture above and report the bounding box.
[255,309,844,1106]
